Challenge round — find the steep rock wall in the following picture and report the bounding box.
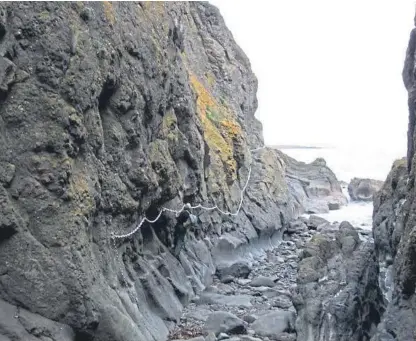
[0,2,296,341]
[370,15,416,341]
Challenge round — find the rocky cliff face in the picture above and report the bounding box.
[369,16,416,341]
[0,2,298,340]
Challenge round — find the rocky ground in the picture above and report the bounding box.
[169,215,375,341]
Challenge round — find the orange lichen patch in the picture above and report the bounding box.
[221,119,242,138]
[189,72,243,180]
[103,1,115,25]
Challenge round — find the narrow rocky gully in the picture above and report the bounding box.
[170,213,376,341]
[1,2,413,341]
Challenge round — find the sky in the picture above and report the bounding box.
[210,0,416,153]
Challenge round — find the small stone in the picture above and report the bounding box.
[205,332,216,341]
[240,336,262,341]
[243,314,257,323]
[218,333,230,340]
[328,202,340,210]
[0,162,15,186]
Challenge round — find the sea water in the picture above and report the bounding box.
[281,145,406,229]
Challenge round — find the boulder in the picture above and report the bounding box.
[306,215,330,230]
[348,177,384,201]
[204,311,246,336]
[216,261,252,281]
[251,311,295,337]
[249,276,276,288]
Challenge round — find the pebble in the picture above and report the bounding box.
[218,333,230,340]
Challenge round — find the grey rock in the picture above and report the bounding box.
[188,337,205,341]
[0,56,16,93]
[348,177,384,201]
[218,333,230,340]
[0,162,15,186]
[204,311,246,336]
[0,299,75,341]
[217,262,252,280]
[371,156,415,340]
[249,276,276,288]
[185,306,212,322]
[239,336,262,341]
[272,296,293,309]
[220,275,235,284]
[276,151,347,214]
[251,311,295,337]
[327,201,340,210]
[286,220,308,234]
[242,314,257,324]
[205,332,217,341]
[306,215,330,230]
[198,292,252,308]
[294,228,384,341]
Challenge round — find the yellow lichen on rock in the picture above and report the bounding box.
[189,72,243,180]
[68,172,95,216]
[103,1,115,25]
[162,109,179,143]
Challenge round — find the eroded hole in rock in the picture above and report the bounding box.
[98,75,118,111]
[74,330,94,341]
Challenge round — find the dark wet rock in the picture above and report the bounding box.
[371,157,414,340]
[294,223,384,341]
[372,158,407,263]
[327,201,340,210]
[220,275,235,284]
[204,311,246,336]
[251,310,295,337]
[348,178,384,201]
[217,261,252,281]
[276,151,347,214]
[286,220,308,235]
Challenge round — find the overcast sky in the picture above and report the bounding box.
[210,0,415,152]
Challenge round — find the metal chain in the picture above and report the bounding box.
[111,146,266,239]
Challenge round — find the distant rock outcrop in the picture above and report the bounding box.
[276,151,347,214]
[348,178,384,201]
